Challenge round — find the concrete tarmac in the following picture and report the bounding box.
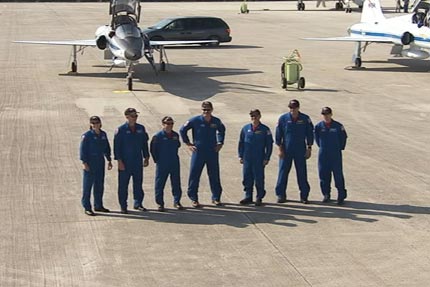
[1,1,429,286]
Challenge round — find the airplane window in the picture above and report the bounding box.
[116,24,140,38]
[114,15,135,26]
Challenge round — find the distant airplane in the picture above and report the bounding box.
[14,0,215,90]
[297,0,364,12]
[305,0,430,67]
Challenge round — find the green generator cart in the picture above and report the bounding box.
[281,50,305,90]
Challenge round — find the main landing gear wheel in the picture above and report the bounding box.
[298,77,305,89]
[127,76,133,91]
[336,2,344,10]
[297,3,305,10]
[160,61,166,71]
[345,7,352,13]
[71,61,77,73]
[354,57,362,68]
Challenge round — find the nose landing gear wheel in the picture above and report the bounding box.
[71,61,77,73]
[354,57,362,68]
[127,76,133,91]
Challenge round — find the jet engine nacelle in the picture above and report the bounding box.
[96,35,107,50]
[401,32,414,45]
[401,48,429,59]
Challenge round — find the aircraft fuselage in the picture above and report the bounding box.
[349,15,430,49]
[95,24,144,62]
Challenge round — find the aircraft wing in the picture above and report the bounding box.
[14,40,97,46]
[149,40,216,46]
[304,36,392,43]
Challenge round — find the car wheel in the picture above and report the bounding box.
[207,36,220,47]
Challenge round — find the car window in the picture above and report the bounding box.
[151,18,174,29]
[165,19,186,31]
[205,18,221,29]
[188,18,206,30]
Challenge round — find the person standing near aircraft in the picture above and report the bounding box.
[275,99,314,204]
[79,116,113,216]
[238,109,273,206]
[114,108,150,214]
[403,0,409,12]
[150,116,183,211]
[180,101,226,208]
[314,107,348,205]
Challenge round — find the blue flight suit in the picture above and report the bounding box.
[180,115,226,202]
[114,123,149,210]
[150,130,182,206]
[314,120,347,200]
[238,123,273,200]
[275,112,314,200]
[79,129,111,211]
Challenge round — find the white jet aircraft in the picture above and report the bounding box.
[305,0,430,68]
[14,0,216,91]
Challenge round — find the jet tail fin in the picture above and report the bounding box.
[361,0,385,23]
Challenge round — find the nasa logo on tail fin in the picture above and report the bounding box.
[361,0,385,23]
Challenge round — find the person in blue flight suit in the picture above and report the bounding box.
[412,9,425,27]
[403,0,409,13]
[314,107,348,205]
[238,109,273,206]
[180,101,226,208]
[80,116,113,216]
[114,108,150,214]
[275,99,314,204]
[150,116,183,212]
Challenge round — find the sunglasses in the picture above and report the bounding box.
[164,122,174,125]
[128,114,138,118]
[90,121,101,124]
[250,114,259,118]
[202,109,212,112]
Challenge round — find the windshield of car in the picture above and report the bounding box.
[150,18,174,29]
[116,24,141,39]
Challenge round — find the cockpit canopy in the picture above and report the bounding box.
[115,24,141,39]
[110,0,141,29]
[111,0,139,15]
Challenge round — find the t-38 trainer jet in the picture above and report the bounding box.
[15,0,215,90]
[305,0,430,68]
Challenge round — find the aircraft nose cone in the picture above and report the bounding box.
[125,49,141,61]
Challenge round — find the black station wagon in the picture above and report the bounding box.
[142,16,232,46]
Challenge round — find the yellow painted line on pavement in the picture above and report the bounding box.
[113,90,131,94]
